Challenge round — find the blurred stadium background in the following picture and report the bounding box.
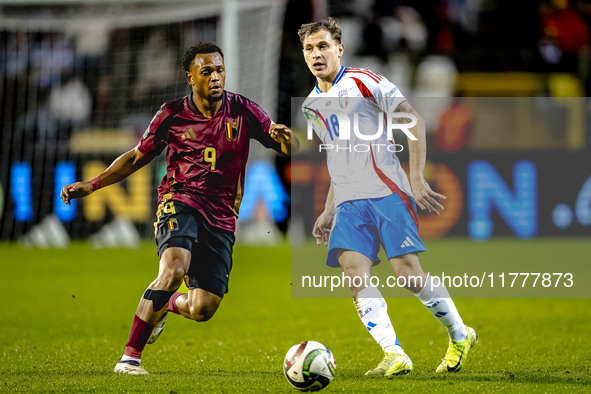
[0,0,590,247]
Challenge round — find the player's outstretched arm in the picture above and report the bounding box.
[312,183,335,246]
[394,101,446,215]
[269,124,300,156]
[61,147,156,205]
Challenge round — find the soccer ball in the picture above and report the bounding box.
[283,341,336,392]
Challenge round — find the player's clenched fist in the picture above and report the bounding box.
[61,182,93,205]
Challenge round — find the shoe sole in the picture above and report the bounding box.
[366,358,413,378]
[386,367,413,378]
[113,364,148,375]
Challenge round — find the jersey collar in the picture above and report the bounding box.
[187,91,226,118]
[333,65,347,85]
[314,66,347,94]
[187,92,199,114]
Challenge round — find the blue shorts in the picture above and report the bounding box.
[327,193,427,267]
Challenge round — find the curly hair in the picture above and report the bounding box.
[181,42,224,72]
[298,17,342,45]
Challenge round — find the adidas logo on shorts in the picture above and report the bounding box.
[400,236,415,248]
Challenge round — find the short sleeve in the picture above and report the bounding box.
[136,105,170,155]
[246,99,281,150]
[373,77,406,114]
[348,69,406,113]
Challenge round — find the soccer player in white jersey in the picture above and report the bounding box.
[298,17,477,377]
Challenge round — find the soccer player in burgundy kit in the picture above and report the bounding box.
[61,42,299,375]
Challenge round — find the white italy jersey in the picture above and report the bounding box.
[302,66,413,208]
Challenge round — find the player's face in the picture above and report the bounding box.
[186,52,226,101]
[302,30,343,81]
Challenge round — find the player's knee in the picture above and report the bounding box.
[159,248,190,289]
[188,304,218,322]
[341,261,367,278]
[392,255,422,277]
[158,266,186,291]
[338,251,372,277]
[396,260,414,275]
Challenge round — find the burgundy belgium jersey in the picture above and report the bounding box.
[137,91,281,232]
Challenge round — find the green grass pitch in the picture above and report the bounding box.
[0,238,590,393]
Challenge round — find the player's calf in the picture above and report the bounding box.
[187,303,217,321]
[177,288,223,321]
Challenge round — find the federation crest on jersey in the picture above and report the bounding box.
[168,218,179,231]
[226,118,238,140]
[338,89,348,108]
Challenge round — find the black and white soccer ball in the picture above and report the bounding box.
[283,341,336,392]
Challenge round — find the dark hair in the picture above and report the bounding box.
[298,17,342,45]
[182,42,224,72]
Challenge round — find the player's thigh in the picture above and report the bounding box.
[327,202,381,268]
[186,287,223,321]
[154,200,198,278]
[186,216,235,299]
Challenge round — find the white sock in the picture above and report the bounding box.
[415,274,468,342]
[120,355,141,364]
[354,287,403,354]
